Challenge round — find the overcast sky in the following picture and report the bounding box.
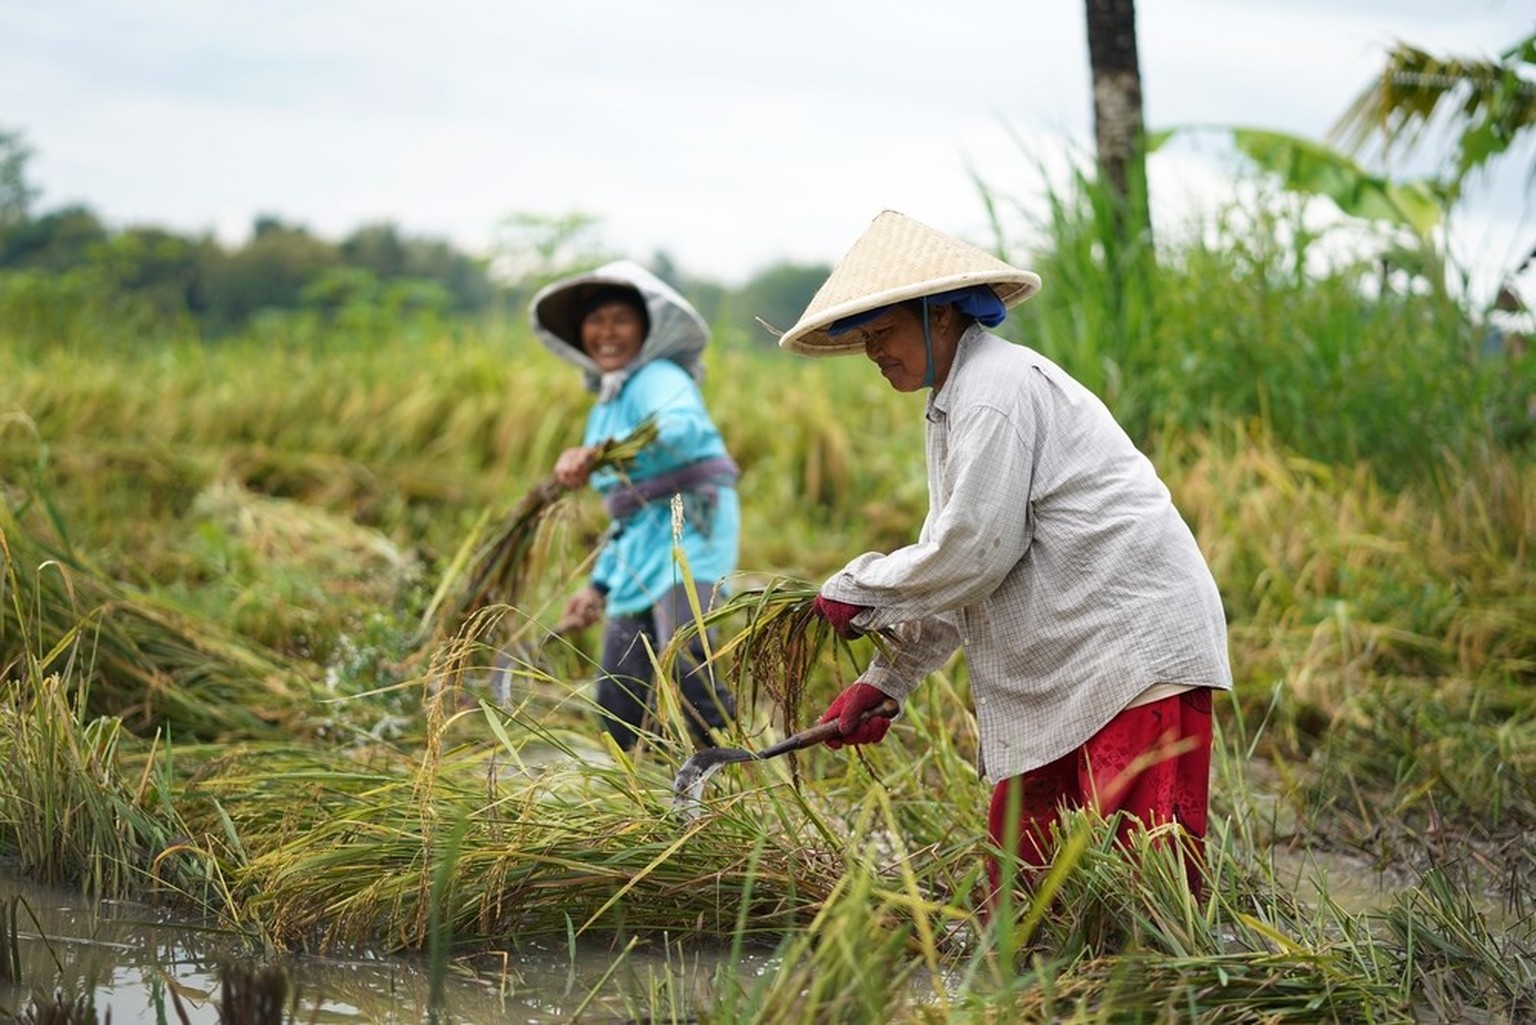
[2,0,1532,299]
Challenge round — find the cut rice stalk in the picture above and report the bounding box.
[413,419,659,651]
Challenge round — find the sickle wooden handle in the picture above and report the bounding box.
[755,695,901,759]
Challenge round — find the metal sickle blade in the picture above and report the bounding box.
[670,748,754,820]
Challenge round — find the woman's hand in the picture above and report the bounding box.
[817,682,897,749]
[559,585,606,632]
[554,446,596,489]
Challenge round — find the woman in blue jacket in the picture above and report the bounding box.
[530,261,739,751]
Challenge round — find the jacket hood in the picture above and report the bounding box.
[529,260,711,399]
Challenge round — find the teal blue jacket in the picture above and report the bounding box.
[585,359,739,616]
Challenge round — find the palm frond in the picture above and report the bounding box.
[1331,35,1536,189]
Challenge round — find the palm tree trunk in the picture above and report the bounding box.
[1085,0,1152,242]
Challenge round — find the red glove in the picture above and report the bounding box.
[818,682,895,750]
[811,594,868,639]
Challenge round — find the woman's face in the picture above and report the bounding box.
[854,303,959,392]
[580,300,647,372]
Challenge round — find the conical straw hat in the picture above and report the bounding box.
[775,210,1042,356]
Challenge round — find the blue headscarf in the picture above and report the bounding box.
[825,285,1008,338]
[827,285,1007,388]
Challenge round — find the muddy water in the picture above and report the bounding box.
[3,849,1501,1021]
[0,876,765,1024]
[1266,846,1408,913]
[1265,843,1512,930]
[0,856,1414,1025]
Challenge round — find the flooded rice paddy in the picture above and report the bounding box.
[3,840,1453,1024]
[0,876,770,1024]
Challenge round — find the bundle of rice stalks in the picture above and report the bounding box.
[656,576,865,740]
[412,419,658,651]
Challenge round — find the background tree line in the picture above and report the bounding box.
[0,127,826,346]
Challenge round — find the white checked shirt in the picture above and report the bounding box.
[821,326,1233,783]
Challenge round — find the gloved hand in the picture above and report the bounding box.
[811,594,868,639]
[817,682,896,749]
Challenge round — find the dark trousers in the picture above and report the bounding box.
[596,581,736,751]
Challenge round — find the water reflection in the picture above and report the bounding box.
[0,876,761,1023]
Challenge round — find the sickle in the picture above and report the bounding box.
[670,696,900,819]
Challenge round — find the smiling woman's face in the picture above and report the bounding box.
[579,300,647,372]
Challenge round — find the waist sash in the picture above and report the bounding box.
[602,455,740,521]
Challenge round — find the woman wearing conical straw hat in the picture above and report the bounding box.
[531,260,739,752]
[778,211,1232,901]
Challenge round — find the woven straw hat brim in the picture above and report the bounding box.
[776,210,1042,357]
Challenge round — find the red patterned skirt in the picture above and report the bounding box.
[986,688,1214,901]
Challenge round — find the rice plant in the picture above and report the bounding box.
[0,669,186,898]
[653,577,846,743]
[0,510,337,742]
